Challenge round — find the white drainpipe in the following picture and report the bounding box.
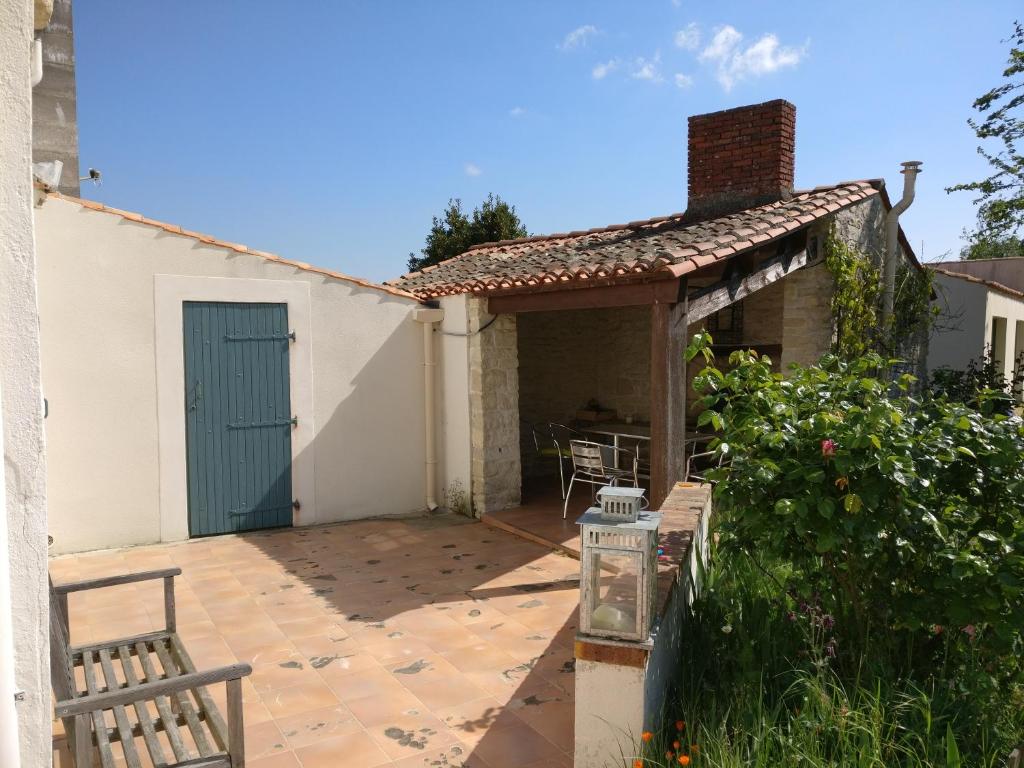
[414,307,444,511]
[882,161,923,322]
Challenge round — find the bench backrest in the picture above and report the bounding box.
[48,577,77,703]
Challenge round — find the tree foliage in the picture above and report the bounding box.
[407,194,527,272]
[948,22,1024,254]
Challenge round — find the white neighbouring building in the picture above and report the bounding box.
[929,266,1024,398]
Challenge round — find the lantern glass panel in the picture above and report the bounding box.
[587,550,640,635]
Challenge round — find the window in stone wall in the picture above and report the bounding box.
[708,301,744,345]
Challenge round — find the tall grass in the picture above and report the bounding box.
[636,548,1022,768]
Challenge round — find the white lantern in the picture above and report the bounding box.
[577,502,661,643]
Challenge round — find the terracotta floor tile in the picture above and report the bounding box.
[273,704,361,749]
[391,742,490,768]
[328,665,409,702]
[277,614,348,640]
[470,720,566,768]
[292,731,391,768]
[245,720,291,759]
[433,696,512,746]
[250,659,327,695]
[261,678,341,720]
[345,689,428,727]
[386,654,490,710]
[247,751,302,768]
[363,710,460,760]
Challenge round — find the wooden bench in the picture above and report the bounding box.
[50,567,252,768]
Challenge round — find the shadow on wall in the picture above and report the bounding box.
[294,290,427,525]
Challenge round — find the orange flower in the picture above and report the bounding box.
[633,760,643,768]
[675,720,686,731]
[678,756,691,766]
[835,476,849,491]
[673,740,680,749]
[641,732,653,743]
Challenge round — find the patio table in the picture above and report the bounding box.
[580,422,650,470]
[581,422,714,471]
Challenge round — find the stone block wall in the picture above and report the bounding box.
[517,305,651,477]
[781,261,834,369]
[468,298,521,514]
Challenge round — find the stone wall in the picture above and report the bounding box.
[781,261,834,369]
[468,298,521,514]
[517,306,651,477]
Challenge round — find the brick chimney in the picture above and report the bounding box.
[686,99,796,218]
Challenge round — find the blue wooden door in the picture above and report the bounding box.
[184,302,293,536]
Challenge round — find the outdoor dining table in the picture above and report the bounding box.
[580,422,650,470]
[580,421,714,470]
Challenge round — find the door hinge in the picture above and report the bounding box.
[292,499,301,511]
[13,690,24,702]
[290,415,298,427]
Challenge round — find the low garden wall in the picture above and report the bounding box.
[573,482,712,768]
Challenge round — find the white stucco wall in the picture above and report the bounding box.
[36,197,428,554]
[437,294,473,514]
[928,271,1024,384]
[1,0,51,764]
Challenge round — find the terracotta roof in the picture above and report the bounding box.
[931,267,1024,301]
[49,193,421,301]
[390,181,880,299]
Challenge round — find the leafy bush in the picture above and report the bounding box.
[928,348,1023,410]
[686,333,1024,737]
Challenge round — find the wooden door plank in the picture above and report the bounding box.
[116,644,168,766]
[152,637,216,756]
[80,649,117,767]
[97,648,144,768]
[135,640,191,762]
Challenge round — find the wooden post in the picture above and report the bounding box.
[227,677,245,767]
[163,576,176,633]
[649,295,688,509]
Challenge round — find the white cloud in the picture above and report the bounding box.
[630,52,664,83]
[674,72,695,89]
[509,106,526,118]
[674,22,700,51]
[699,25,807,90]
[699,25,743,63]
[559,24,598,51]
[464,163,481,177]
[592,58,619,80]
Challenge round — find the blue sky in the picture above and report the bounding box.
[75,2,1019,283]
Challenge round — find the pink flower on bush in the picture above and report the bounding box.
[821,439,836,459]
[962,624,976,639]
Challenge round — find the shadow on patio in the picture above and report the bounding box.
[50,511,580,768]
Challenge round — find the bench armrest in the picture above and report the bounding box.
[54,662,252,719]
[51,568,182,595]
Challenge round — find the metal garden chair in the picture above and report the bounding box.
[562,439,639,518]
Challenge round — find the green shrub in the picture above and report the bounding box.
[684,333,1024,741]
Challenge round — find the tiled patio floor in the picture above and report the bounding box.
[50,513,580,768]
